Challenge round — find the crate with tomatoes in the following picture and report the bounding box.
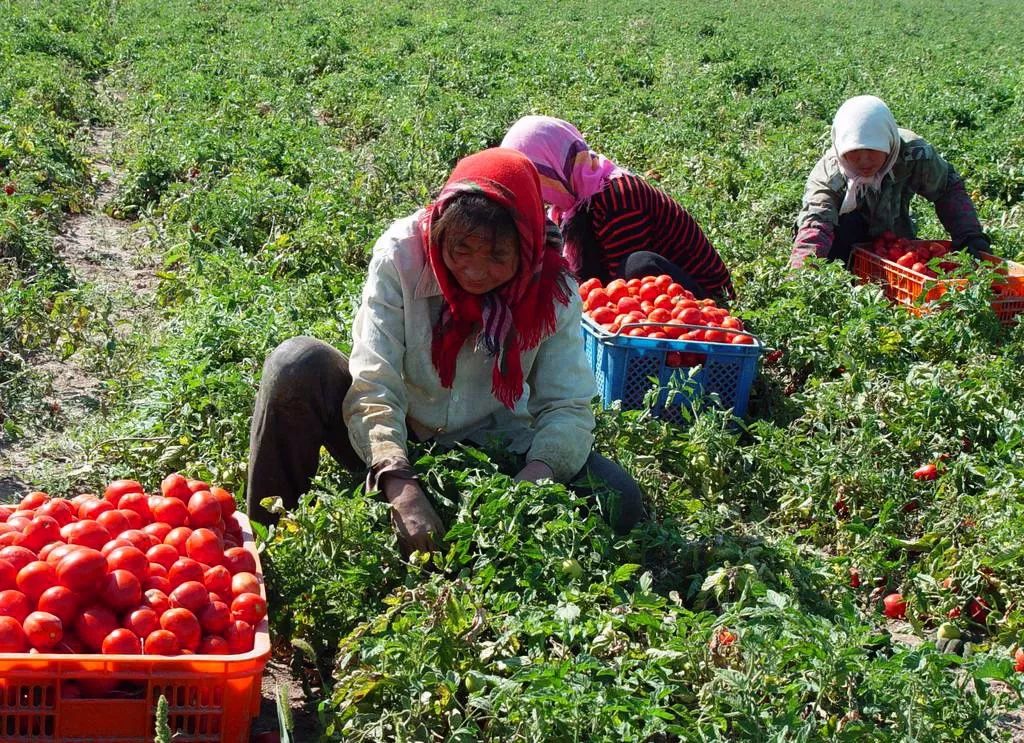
[0,474,270,743]
[851,235,1024,322]
[578,274,763,422]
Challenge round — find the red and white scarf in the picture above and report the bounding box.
[421,148,571,409]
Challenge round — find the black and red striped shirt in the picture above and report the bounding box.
[583,174,733,297]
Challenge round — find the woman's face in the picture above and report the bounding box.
[443,227,520,295]
[844,148,889,178]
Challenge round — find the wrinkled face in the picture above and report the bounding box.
[844,148,889,178]
[442,228,520,295]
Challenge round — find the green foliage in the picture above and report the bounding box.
[4,0,1024,739]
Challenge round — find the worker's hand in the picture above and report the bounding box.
[384,478,446,555]
[514,460,555,484]
[960,236,990,259]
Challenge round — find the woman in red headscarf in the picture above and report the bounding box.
[246,149,644,552]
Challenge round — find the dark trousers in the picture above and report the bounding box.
[246,336,645,534]
[622,251,709,300]
[828,211,871,266]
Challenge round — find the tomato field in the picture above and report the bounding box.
[2,0,1024,740]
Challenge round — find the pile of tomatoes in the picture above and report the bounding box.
[869,234,961,278]
[580,275,753,342]
[0,474,265,661]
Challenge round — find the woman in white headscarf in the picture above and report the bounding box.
[789,95,989,268]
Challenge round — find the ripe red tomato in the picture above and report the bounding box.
[118,529,156,552]
[187,478,211,494]
[61,520,111,551]
[124,607,161,639]
[107,546,150,582]
[144,629,180,655]
[231,572,261,598]
[37,585,80,625]
[199,600,231,634]
[199,635,230,654]
[203,565,232,595]
[1,545,37,572]
[75,604,119,651]
[0,589,32,622]
[96,509,131,537]
[141,588,171,615]
[56,548,108,593]
[161,473,193,502]
[20,491,50,510]
[78,498,115,521]
[164,526,194,555]
[143,575,172,593]
[101,628,142,654]
[168,558,206,588]
[0,532,19,550]
[143,522,173,543]
[117,492,153,523]
[103,480,144,507]
[0,615,28,652]
[150,498,189,529]
[146,544,180,570]
[148,563,168,579]
[913,463,938,481]
[23,610,63,650]
[883,593,907,619]
[225,619,255,654]
[186,528,223,566]
[119,508,145,531]
[0,558,15,590]
[1015,648,1024,674]
[222,547,257,576]
[160,607,201,651]
[169,580,209,614]
[35,499,75,527]
[231,593,267,625]
[70,493,96,509]
[102,569,142,611]
[849,568,861,588]
[966,597,991,624]
[589,306,616,326]
[16,560,57,602]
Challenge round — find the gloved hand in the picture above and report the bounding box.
[514,459,555,484]
[383,477,446,555]
[959,236,991,259]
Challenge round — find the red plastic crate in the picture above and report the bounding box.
[0,513,270,743]
[851,242,1024,324]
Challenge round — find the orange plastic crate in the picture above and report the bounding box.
[0,513,270,743]
[851,242,1024,324]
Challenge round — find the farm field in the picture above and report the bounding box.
[2,0,1024,739]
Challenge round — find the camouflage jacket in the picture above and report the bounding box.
[789,129,987,268]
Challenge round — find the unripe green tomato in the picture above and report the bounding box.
[937,622,961,641]
[464,671,484,693]
[559,558,583,579]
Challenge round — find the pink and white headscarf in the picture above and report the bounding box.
[831,96,901,215]
[500,115,629,225]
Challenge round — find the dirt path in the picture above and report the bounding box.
[0,113,158,499]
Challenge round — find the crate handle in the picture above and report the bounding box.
[586,317,762,346]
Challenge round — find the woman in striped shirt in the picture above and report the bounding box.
[501,115,734,300]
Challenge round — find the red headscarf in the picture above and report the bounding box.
[421,148,571,409]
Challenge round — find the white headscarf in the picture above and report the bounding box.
[831,95,901,215]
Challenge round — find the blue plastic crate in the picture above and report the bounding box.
[580,315,763,423]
